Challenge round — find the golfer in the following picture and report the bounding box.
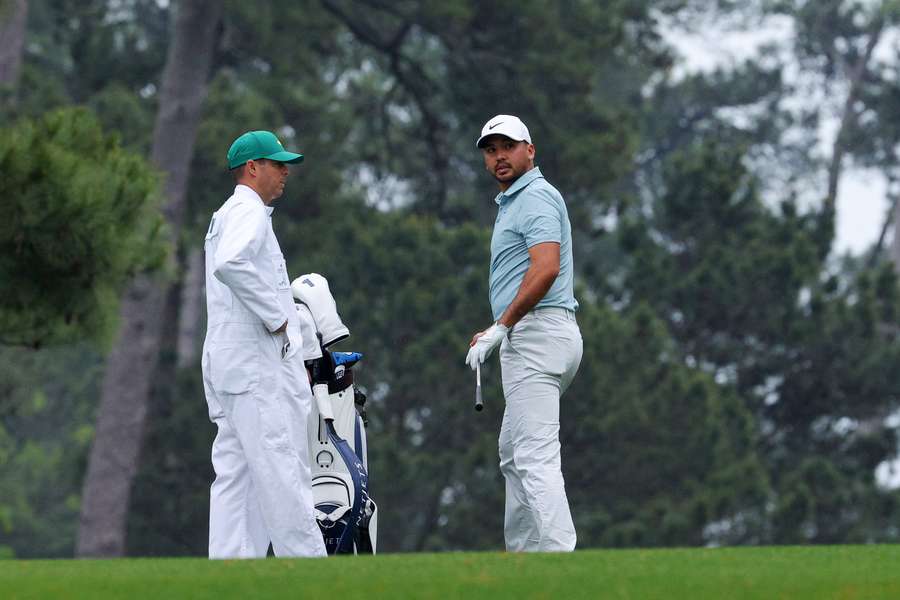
[466,115,583,552]
[201,130,326,559]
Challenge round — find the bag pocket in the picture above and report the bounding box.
[209,341,260,395]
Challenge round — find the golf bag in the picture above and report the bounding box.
[292,273,378,555]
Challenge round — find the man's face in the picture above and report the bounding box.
[480,135,535,188]
[248,158,290,203]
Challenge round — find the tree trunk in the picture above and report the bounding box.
[868,174,897,269]
[76,0,222,558]
[892,191,900,273]
[176,246,205,369]
[0,0,27,86]
[824,19,883,214]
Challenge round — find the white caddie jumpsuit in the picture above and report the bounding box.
[202,184,326,559]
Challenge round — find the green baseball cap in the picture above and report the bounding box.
[226,130,304,169]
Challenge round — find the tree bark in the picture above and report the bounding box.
[176,246,205,369]
[868,174,897,269]
[0,0,27,86]
[76,0,222,558]
[891,188,900,273]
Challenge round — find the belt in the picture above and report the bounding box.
[530,306,576,320]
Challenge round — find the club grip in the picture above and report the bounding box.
[313,383,334,421]
[475,385,483,412]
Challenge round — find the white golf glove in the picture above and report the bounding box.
[465,323,509,370]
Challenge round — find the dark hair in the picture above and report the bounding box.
[231,158,275,182]
[231,163,248,182]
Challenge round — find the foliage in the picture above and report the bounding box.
[0,107,167,347]
[0,344,101,558]
[565,301,768,547]
[24,0,169,104]
[620,139,900,543]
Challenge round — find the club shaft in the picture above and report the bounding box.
[475,363,483,411]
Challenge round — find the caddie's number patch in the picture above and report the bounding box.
[274,258,289,290]
[205,214,219,240]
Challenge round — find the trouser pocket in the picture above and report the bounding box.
[209,341,260,395]
[507,313,580,377]
[257,391,293,452]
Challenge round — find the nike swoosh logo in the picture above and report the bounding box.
[488,122,504,129]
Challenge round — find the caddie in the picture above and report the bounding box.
[466,114,583,552]
[201,130,326,559]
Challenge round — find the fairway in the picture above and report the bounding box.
[2,545,898,600]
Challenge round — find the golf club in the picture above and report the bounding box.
[475,362,483,411]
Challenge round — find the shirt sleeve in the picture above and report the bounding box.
[213,200,287,332]
[518,188,562,248]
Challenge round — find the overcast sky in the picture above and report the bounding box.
[664,14,896,256]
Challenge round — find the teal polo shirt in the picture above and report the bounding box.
[488,167,578,321]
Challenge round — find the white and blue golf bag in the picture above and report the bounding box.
[292,273,377,555]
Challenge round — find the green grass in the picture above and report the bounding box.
[2,546,898,599]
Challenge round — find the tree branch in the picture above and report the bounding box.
[321,0,450,214]
[824,18,884,213]
[867,175,897,268]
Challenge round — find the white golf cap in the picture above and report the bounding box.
[475,114,532,148]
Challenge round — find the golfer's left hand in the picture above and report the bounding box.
[465,322,509,370]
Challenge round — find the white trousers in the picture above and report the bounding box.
[498,308,582,552]
[203,323,326,559]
